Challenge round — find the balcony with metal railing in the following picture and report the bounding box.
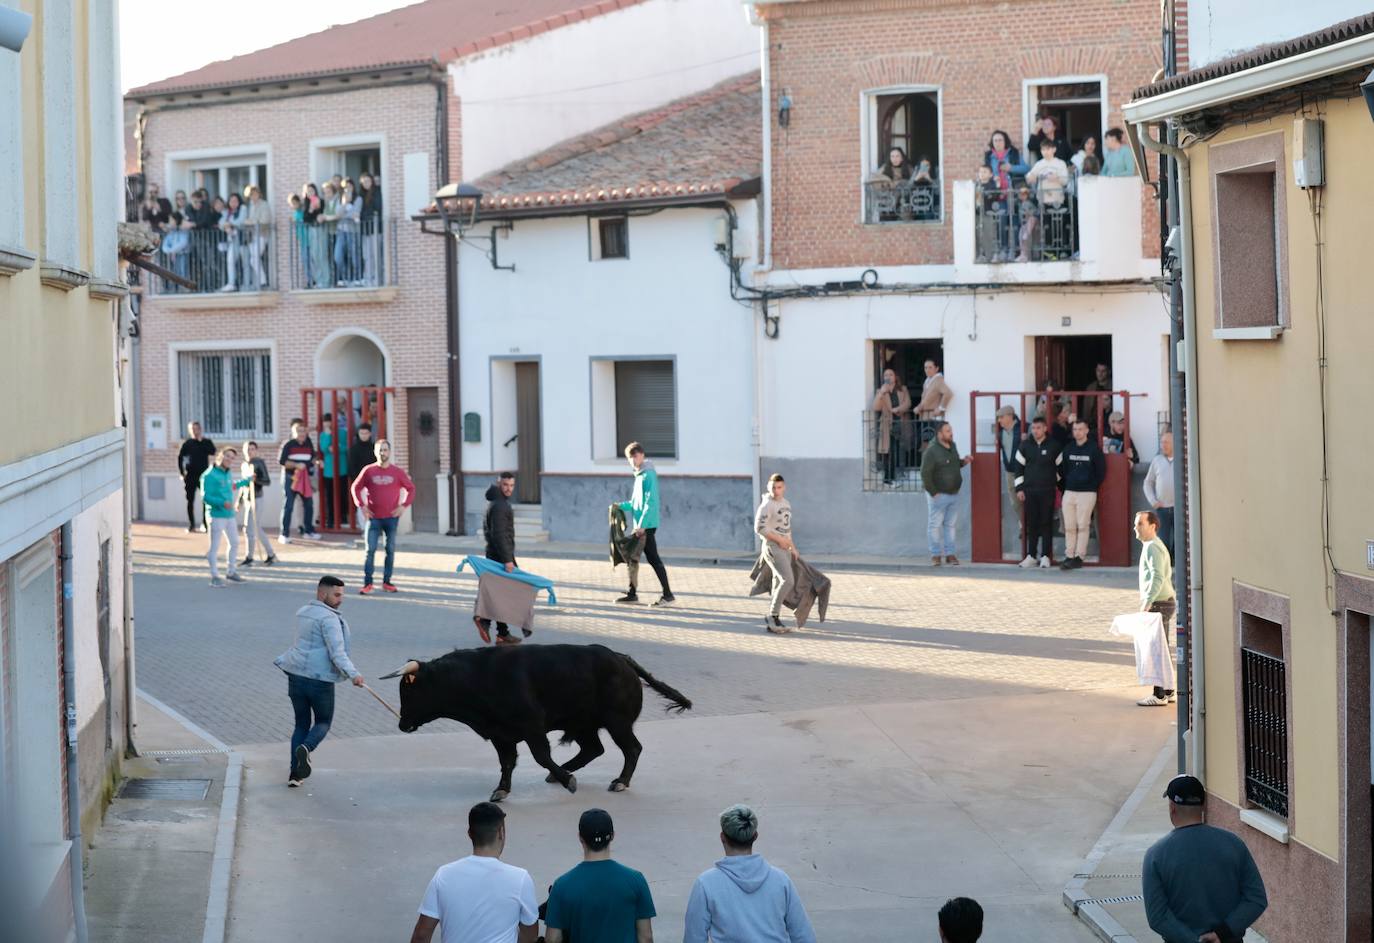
[863,179,942,224]
[146,223,275,301]
[288,217,398,303]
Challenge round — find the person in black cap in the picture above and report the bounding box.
[543,808,655,943]
[1142,775,1267,943]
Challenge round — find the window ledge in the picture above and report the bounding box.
[1239,807,1290,844]
[293,286,398,305]
[88,278,130,301]
[154,291,281,311]
[1213,326,1284,341]
[0,244,37,276]
[39,260,92,292]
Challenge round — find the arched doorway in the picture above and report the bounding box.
[316,329,387,388]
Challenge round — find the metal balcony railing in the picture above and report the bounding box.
[148,223,275,295]
[288,217,397,290]
[864,180,942,224]
[1241,647,1289,818]
[862,413,939,491]
[973,185,1077,262]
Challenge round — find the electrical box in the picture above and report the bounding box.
[463,412,481,443]
[1293,117,1324,188]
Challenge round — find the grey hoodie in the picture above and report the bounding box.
[683,854,816,943]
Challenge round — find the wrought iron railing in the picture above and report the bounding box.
[288,216,396,290]
[862,413,939,491]
[973,184,1077,262]
[864,180,941,224]
[1241,647,1289,818]
[147,223,275,295]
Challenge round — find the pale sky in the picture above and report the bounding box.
[119,0,411,92]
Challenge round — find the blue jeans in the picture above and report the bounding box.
[926,492,959,557]
[364,515,398,585]
[287,673,335,776]
[333,231,359,283]
[1156,506,1175,561]
[281,485,315,537]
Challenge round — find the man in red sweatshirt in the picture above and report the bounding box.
[349,439,415,594]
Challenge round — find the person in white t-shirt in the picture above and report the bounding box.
[410,802,539,943]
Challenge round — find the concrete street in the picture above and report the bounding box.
[130,523,1174,941]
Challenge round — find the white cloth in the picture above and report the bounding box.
[418,855,537,943]
[1110,612,1176,690]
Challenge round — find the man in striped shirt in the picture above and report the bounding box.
[278,419,321,544]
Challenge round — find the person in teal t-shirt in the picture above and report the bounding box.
[544,809,655,943]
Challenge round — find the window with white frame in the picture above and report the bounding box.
[0,35,23,254]
[177,349,273,440]
[170,152,269,203]
[312,141,382,188]
[590,358,677,460]
[863,89,942,224]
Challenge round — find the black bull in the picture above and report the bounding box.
[381,644,691,801]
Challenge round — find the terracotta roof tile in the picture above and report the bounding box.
[1133,12,1374,101]
[127,0,651,97]
[470,72,761,212]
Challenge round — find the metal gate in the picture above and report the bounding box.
[300,386,396,534]
[968,389,1140,566]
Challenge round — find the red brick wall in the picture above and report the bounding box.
[137,82,450,481]
[763,0,1164,269]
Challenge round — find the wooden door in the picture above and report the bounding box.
[406,387,440,531]
[1034,336,1067,390]
[514,363,542,503]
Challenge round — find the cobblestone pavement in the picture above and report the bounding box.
[132,524,1141,747]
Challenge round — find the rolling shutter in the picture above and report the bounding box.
[615,360,676,458]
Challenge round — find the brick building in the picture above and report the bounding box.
[748,0,1177,559]
[124,0,757,535]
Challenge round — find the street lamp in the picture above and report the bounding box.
[435,182,483,233]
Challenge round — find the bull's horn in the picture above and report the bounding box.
[378,659,420,680]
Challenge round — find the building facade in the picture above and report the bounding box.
[1126,10,1374,940]
[750,0,1171,557]
[0,0,131,939]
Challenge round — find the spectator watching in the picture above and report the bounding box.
[1102,127,1137,177]
[938,896,984,943]
[543,809,655,943]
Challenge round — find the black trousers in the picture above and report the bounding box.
[184,478,202,529]
[1024,489,1055,559]
[632,528,672,596]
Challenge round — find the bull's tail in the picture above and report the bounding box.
[622,654,692,713]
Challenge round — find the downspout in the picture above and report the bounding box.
[121,295,139,755]
[756,13,772,271]
[1134,121,1204,782]
[435,71,464,535]
[61,523,90,943]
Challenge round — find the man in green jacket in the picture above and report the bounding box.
[616,442,674,606]
[201,446,253,587]
[921,422,972,566]
[1135,510,1177,706]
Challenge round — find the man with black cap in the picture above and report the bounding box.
[1142,775,1267,943]
[684,804,816,943]
[544,809,655,943]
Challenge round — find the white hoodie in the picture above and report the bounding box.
[754,493,792,541]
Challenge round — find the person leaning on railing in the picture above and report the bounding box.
[359,172,383,286]
[242,184,271,290]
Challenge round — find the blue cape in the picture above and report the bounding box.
[456,555,557,605]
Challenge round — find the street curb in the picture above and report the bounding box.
[1062,736,1174,943]
[137,689,240,943]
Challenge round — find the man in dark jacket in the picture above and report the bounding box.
[996,405,1023,539]
[921,422,972,566]
[177,421,216,532]
[1014,416,1062,568]
[1059,419,1105,570]
[474,472,517,643]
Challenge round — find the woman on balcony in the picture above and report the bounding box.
[242,185,271,290]
[301,183,327,288]
[319,181,342,286]
[218,192,248,292]
[359,172,383,287]
[333,179,363,288]
[872,368,913,486]
[984,131,1026,253]
[1072,135,1101,176]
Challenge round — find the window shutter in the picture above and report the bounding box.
[615,361,676,458]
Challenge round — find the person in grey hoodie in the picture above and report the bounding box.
[273,575,365,787]
[754,474,797,634]
[683,804,816,943]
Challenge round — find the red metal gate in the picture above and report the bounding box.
[300,386,396,534]
[968,389,1140,566]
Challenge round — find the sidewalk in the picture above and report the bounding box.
[85,692,241,943]
[1063,737,1268,943]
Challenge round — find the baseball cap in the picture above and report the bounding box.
[578,808,614,850]
[1163,774,1206,806]
[1108,411,1125,423]
[720,804,759,844]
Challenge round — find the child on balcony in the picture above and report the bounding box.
[1015,186,1039,263]
[974,165,1009,262]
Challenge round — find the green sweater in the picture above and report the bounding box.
[200,465,251,519]
[1139,537,1176,607]
[921,440,964,495]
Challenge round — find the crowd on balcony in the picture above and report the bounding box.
[974,118,1136,263]
[865,146,941,222]
[137,172,387,294]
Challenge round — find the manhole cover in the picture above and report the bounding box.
[118,778,211,800]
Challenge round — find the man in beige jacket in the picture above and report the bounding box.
[915,359,954,458]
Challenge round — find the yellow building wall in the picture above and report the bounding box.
[0,0,119,468]
[1189,97,1373,860]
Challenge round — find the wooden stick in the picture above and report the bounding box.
[361,682,401,720]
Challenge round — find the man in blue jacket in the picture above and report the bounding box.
[616,442,674,607]
[1059,419,1105,570]
[273,575,365,787]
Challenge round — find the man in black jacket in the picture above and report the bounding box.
[474,472,517,643]
[1059,420,1105,570]
[177,421,216,532]
[1014,416,1062,569]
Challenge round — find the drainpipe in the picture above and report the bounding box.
[61,523,90,943]
[434,72,464,535]
[1134,121,1204,783]
[121,296,139,755]
[756,15,773,271]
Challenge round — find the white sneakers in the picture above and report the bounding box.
[278,535,291,545]
[1038,556,1051,569]
[1019,555,1036,568]
[1137,693,1176,707]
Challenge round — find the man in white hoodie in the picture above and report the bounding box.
[754,474,797,634]
[684,804,816,943]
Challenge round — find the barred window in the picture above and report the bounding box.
[178,349,273,440]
